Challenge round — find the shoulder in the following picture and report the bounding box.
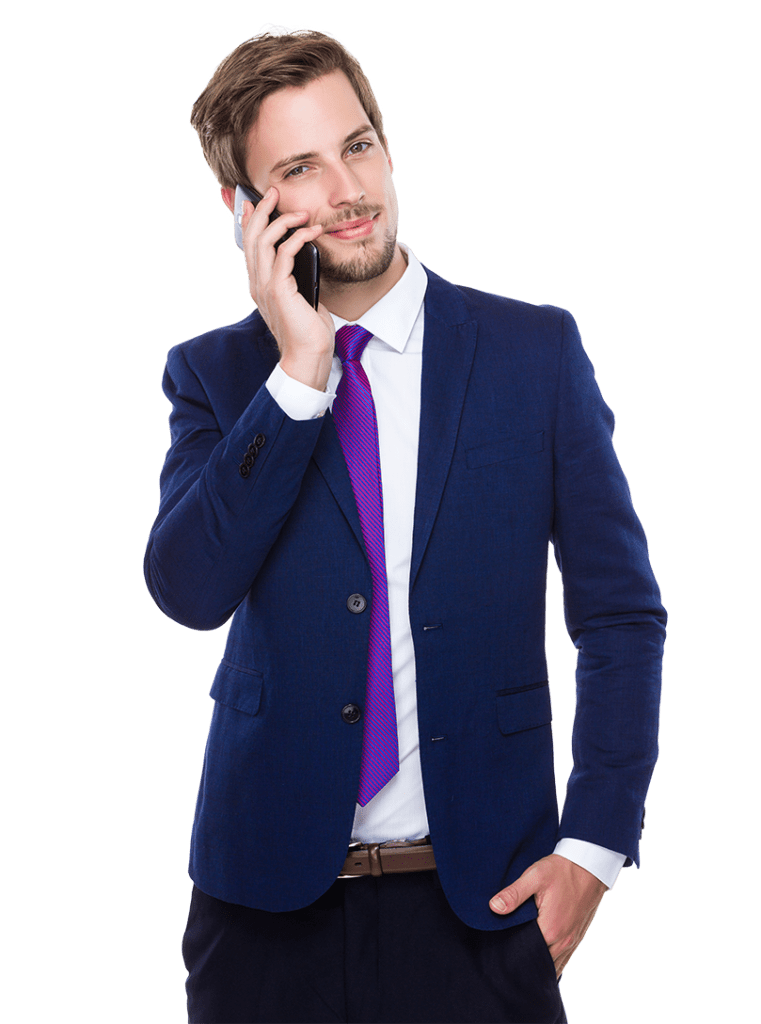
[421,265,571,336]
[166,308,277,381]
[458,286,568,335]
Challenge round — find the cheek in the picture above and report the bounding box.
[383,177,399,220]
[277,180,325,218]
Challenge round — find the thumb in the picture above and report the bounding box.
[489,866,539,915]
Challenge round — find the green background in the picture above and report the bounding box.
[5,0,757,1019]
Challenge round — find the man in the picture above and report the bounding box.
[145,30,666,1024]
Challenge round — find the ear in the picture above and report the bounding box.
[221,187,235,213]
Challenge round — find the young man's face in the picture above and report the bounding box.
[244,70,399,285]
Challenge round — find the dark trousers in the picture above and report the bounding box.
[183,871,567,1024]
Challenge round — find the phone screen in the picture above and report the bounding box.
[234,184,320,309]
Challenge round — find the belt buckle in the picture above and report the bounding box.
[338,841,370,879]
[338,837,432,879]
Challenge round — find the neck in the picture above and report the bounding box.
[320,245,407,321]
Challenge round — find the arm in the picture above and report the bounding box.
[551,309,666,860]
[144,189,336,630]
[491,310,666,969]
[144,352,325,630]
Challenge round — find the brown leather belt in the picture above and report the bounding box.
[339,836,436,878]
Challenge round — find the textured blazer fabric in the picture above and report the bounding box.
[145,268,666,931]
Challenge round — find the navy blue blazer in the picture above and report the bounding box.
[145,268,666,931]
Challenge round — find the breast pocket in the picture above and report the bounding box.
[496,681,552,735]
[466,432,544,470]
[209,660,263,717]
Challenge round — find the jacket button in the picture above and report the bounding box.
[341,703,362,724]
[347,594,367,614]
[246,443,258,457]
[253,433,266,448]
[239,464,250,478]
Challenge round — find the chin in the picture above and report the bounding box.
[318,233,397,285]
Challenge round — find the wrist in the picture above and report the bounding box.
[279,350,333,393]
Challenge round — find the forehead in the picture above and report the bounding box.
[248,70,370,172]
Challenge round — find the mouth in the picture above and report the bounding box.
[325,213,379,240]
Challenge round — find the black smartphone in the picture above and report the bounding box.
[234,184,320,309]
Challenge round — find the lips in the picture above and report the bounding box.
[326,213,379,240]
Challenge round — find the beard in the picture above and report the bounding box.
[315,206,397,284]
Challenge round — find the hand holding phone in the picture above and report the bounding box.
[233,184,333,393]
[234,184,320,309]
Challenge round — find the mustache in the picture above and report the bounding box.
[322,204,382,231]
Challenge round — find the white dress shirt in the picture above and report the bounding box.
[265,247,626,889]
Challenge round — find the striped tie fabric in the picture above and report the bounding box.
[332,324,399,806]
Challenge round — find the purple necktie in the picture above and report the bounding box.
[332,324,399,806]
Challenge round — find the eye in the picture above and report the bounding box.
[284,164,309,179]
[347,141,371,156]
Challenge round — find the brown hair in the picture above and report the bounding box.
[190,30,386,190]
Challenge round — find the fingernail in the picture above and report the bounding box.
[490,897,506,913]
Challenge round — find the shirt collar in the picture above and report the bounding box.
[329,244,427,354]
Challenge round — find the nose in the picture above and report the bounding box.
[328,162,365,208]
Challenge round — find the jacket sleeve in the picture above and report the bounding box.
[550,310,667,866]
[144,344,324,630]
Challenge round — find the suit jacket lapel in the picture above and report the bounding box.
[410,271,477,591]
[311,268,477,573]
[252,322,368,559]
[312,412,367,556]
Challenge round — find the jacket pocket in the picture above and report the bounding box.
[466,431,544,470]
[496,681,551,735]
[209,660,263,717]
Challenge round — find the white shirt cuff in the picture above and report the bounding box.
[553,838,627,889]
[265,363,335,421]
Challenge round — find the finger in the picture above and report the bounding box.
[247,211,312,293]
[259,209,312,248]
[272,221,323,262]
[240,199,255,232]
[242,188,289,255]
[239,200,260,238]
[252,212,311,281]
[253,184,279,220]
[239,185,276,233]
[489,866,539,915]
[270,223,323,274]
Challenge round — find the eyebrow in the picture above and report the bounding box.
[269,124,375,175]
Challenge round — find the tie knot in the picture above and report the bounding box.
[335,324,373,364]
